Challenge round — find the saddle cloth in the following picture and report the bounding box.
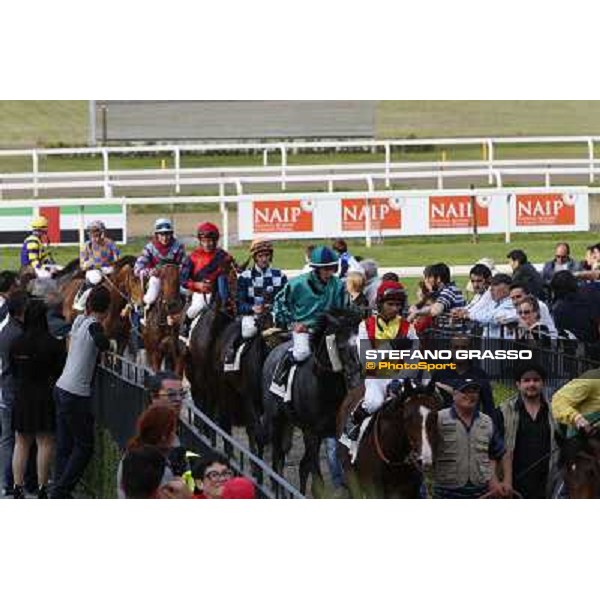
[269,364,298,403]
[339,416,373,464]
[223,342,248,373]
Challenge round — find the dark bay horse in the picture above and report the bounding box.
[558,430,600,498]
[338,379,442,498]
[261,308,363,496]
[142,263,184,372]
[212,312,277,457]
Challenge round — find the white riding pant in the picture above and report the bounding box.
[34,266,56,280]
[292,331,311,362]
[241,315,258,339]
[361,378,394,414]
[186,292,211,319]
[143,275,161,306]
[85,269,103,285]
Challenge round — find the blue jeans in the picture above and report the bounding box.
[324,437,344,489]
[0,406,14,490]
[51,387,95,499]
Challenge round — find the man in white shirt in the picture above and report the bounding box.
[452,263,494,322]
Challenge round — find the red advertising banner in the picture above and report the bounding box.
[516,194,575,226]
[341,198,401,231]
[429,196,489,229]
[253,200,313,234]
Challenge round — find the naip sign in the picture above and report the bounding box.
[341,198,402,232]
[253,200,314,234]
[429,196,489,229]
[515,193,575,227]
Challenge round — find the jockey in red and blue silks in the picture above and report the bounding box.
[134,218,186,320]
[179,222,235,336]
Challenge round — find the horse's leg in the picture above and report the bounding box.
[300,432,324,498]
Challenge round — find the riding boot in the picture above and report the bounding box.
[345,405,370,441]
[224,336,240,365]
[272,350,294,387]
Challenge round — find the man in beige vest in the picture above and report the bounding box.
[432,380,505,499]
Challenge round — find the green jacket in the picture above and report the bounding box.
[273,271,348,329]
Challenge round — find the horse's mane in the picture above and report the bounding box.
[312,307,362,340]
[113,255,136,269]
[57,258,81,276]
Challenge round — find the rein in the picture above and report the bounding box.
[372,408,419,468]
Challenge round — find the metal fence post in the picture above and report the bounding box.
[384,142,391,188]
[32,150,39,198]
[219,182,229,252]
[505,193,512,244]
[365,176,374,248]
[174,147,181,193]
[280,144,287,191]
[102,148,109,195]
[487,139,494,184]
[88,100,97,147]
[588,137,595,183]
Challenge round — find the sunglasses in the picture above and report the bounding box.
[555,255,568,261]
[156,388,188,401]
[518,309,533,315]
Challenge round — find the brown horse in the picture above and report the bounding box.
[558,431,600,498]
[142,263,184,373]
[337,378,442,498]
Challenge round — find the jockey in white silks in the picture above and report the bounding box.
[342,280,420,441]
[133,218,186,324]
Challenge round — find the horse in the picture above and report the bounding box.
[212,311,278,458]
[337,378,442,498]
[557,430,600,498]
[142,263,185,373]
[261,308,363,496]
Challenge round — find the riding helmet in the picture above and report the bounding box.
[249,238,273,257]
[197,222,220,240]
[30,215,49,230]
[376,280,406,305]
[87,220,106,232]
[154,218,174,234]
[308,246,339,268]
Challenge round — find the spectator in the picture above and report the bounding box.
[0,291,27,496]
[345,269,369,316]
[10,299,66,499]
[117,405,179,498]
[222,476,256,499]
[0,271,20,325]
[509,283,557,338]
[431,380,505,499]
[381,271,399,283]
[551,271,600,357]
[515,296,552,347]
[506,249,545,300]
[452,263,493,322]
[51,286,111,499]
[498,363,559,499]
[300,244,316,274]
[360,259,380,310]
[191,453,233,499]
[431,334,497,423]
[121,445,192,499]
[407,263,465,322]
[467,273,517,338]
[541,242,581,285]
[45,289,71,340]
[332,238,361,279]
[579,245,596,271]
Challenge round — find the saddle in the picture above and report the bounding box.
[269,349,299,403]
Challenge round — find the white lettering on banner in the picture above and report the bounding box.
[255,206,302,224]
[431,202,473,220]
[518,199,565,217]
[343,203,391,222]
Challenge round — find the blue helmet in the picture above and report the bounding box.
[154,218,174,234]
[309,246,339,269]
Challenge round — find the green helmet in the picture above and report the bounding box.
[309,246,339,268]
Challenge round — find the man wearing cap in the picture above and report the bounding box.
[20,216,58,279]
[466,273,518,338]
[270,246,349,390]
[432,379,505,499]
[498,363,559,498]
[134,218,186,323]
[179,222,235,338]
[222,239,287,368]
[73,220,120,312]
[342,280,418,441]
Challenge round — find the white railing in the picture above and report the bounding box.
[1,135,600,197]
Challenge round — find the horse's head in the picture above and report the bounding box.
[384,378,443,468]
[113,263,144,307]
[159,264,181,301]
[312,308,362,378]
[559,430,600,499]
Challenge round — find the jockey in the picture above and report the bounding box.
[223,239,288,368]
[270,246,348,390]
[74,220,120,311]
[342,280,419,441]
[20,216,58,279]
[134,218,186,323]
[179,222,235,337]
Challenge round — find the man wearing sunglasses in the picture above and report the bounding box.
[541,242,581,286]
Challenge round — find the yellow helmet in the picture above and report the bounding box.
[31,216,49,230]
